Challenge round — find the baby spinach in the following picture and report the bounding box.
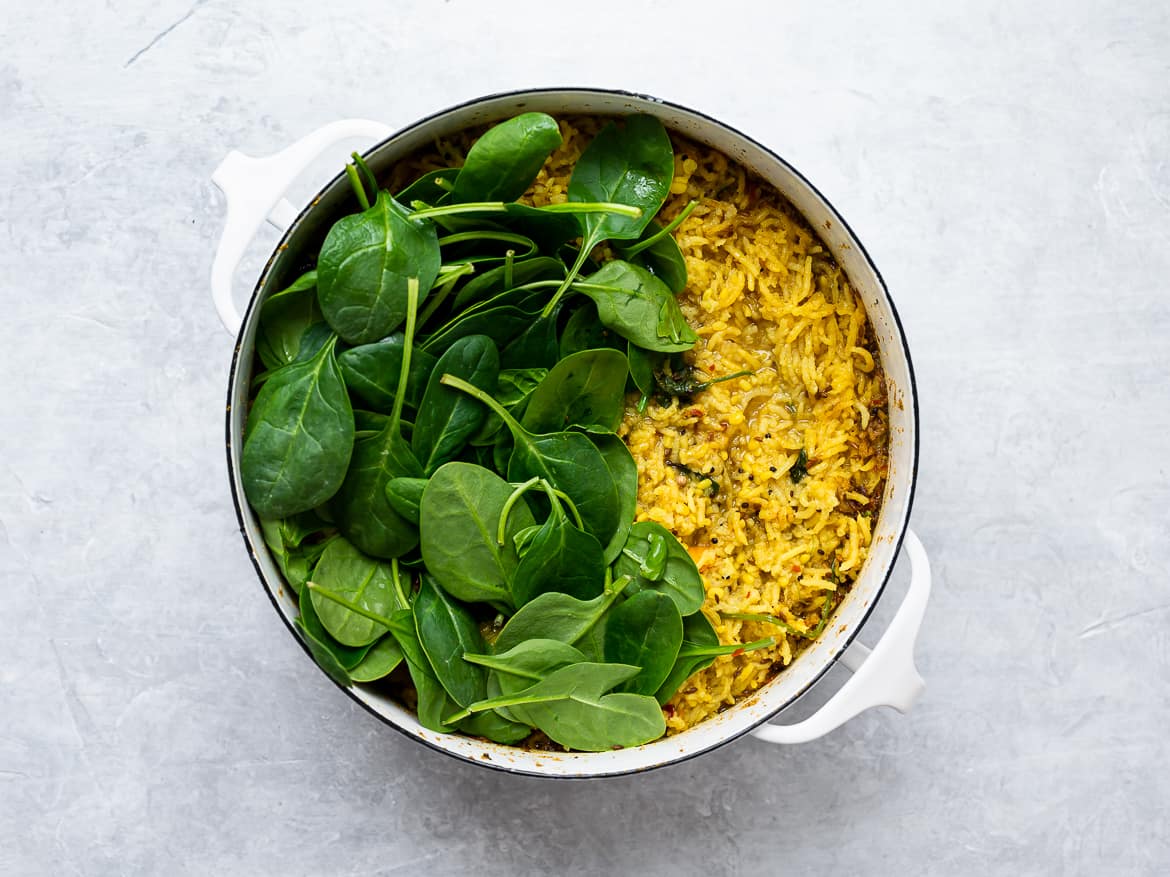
[510,492,606,606]
[618,222,688,294]
[654,612,776,703]
[627,343,657,405]
[396,167,458,205]
[456,710,531,745]
[560,302,625,359]
[241,336,354,519]
[453,256,565,311]
[331,279,423,558]
[614,521,705,616]
[298,583,375,671]
[493,578,627,660]
[441,375,621,546]
[446,661,665,751]
[412,335,499,475]
[500,313,562,370]
[420,303,537,357]
[256,271,321,370]
[520,348,629,435]
[603,590,683,696]
[575,260,697,353]
[349,633,404,683]
[419,462,535,606]
[384,476,427,525]
[588,434,638,566]
[337,335,437,413]
[467,638,586,726]
[308,537,398,647]
[307,585,456,732]
[258,513,332,595]
[331,428,422,558]
[470,367,547,446]
[414,574,487,707]
[317,190,441,344]
[451,112,562,203]
[543,115,675,316]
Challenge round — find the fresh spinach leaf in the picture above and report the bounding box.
[293,616,352,687]
[317,191,441,344]
[441,375,622,547]
[452,256,565,311]
[470,367,547,446]
[412,335,500,475]
[308,537,398,647]
[419,462,536,606]
[510,501,606,607]
[493,583,625,659]
[349,633,404,682]
[259,513,332,595]
[242,336,354,519]
[587,434,638,566]
[414,574,487,707]
[499,314,562,370]
[297,583,374,671]
[654,613,775,704]
[331,279,424,558]
[469,638,586,727]
[455,710,531,744]
[520,348,629,435]
[559,302,625,359]
[451,112,562,203]
[384,476,427,525]
[337,335,437,413]
[613,521,705,616]
[255,270,320,371]
[575,260,696,353]
[307,585,455,732]
[603,590,683,696]
[542,115,675,315]
[396,168,458,205]
[446,661,665,751]
[618,221,688,294]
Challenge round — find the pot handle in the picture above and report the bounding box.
[749,528,930,745]
[209,119,394,335]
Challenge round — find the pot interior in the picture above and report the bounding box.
[226,89,918,777]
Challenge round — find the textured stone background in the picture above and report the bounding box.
[2,1,1168,874]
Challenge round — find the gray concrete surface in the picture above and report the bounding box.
[2,1,1168,874]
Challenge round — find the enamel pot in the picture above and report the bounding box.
[210,88,930,778]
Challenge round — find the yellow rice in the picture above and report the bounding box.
[393,117,889,735]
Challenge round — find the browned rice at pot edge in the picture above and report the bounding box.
[393,116,889,736]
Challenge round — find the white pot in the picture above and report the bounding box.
[210,88,930,778]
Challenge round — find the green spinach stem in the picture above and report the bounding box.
[441,373,525,439]
[350,152,378,197]
[345,164,370,211]
[417,264,472,328]
[675,635,775,659]
[548,487,584,531]
[720,592,835,640]
[497,477,542,545]
[388,278,420,436]
[541,239,594,318]
[622,199,698,257]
